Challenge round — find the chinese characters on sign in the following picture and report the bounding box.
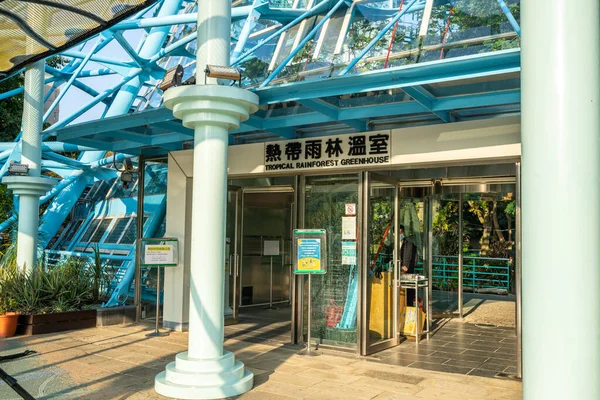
[265,132,391,171]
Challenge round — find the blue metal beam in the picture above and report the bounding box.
[299,99,368,131]
[255,49,520,105]
[402,86,453,122]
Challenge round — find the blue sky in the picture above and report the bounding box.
[59,29,144,124]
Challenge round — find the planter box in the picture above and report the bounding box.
[17,309,97,336]
[96,305,136,327]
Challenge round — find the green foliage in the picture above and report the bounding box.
[0,56,67,142]
[88,244,109,304]
[0,73,24,142]
[0,257,95,315]
[0,219,48,269]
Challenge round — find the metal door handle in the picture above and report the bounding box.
[235,254,240,277]
[229,255,233,276]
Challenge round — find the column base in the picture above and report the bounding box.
[155,351,254,399]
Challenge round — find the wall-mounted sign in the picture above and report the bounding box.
[342,241,357,265]
[342,216,356,240]
[293,229,327,274]
[141,238,179,267]
[264,132,391,172]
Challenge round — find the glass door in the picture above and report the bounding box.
[225,186,241,325]
[430,193,461,317]
[362,172,400,355]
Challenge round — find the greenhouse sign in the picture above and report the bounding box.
[264,133,391,172]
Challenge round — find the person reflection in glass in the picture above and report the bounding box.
[399,224,418,306]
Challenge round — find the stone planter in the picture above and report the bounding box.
[17,309,97,335]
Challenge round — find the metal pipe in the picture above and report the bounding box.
[43,37,107,123]
[515,161,522,378]
[232,0,262,61]
[232,0,331,65]
[458,192,463,318]
[260,0,347,88]
[339,0,419,76]
[496,0,521,36]
[135,155,146,322]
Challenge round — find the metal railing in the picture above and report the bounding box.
[43,250,159,304]
[415,255,511,291]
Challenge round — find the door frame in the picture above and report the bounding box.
[360,172,402,355]
[225,185,242,326]
[238,185,295,309]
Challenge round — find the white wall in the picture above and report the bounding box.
[163,117,521,329]
[163,153,192,330]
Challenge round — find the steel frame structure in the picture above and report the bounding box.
[0,0,522,306]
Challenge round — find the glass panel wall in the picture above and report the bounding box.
[431,194,461,316]
[225,189,240,323]
[139,158,168,322]
[365,178,397,351]
[460,189,516,326]
[305,174,359,349]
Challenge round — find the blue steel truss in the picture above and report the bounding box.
[0,0,522,306]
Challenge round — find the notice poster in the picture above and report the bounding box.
[263,240,280,256]
[141,238,179,267]
[342,216,356,240]
[144,245,175,266]
[297,238,322,273]
[341,241,357,265]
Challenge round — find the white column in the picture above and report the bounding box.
[187,122,229,359]
[3,60,56,271]
[155,1,258,398]
[521,0,600,399]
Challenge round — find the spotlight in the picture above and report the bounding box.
[204,65,241,86]
[159,65,184,92]
[8,161,29,175]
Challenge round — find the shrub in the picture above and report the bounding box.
[0,257,96,314]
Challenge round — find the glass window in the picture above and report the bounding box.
[80,219,101,243]
[305,174,359,349]
[90,218,112,243]
[104,217,130,244]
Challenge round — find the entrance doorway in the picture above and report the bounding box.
[225,186,294,342]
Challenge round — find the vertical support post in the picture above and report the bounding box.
[5,59,56,272]
[135,156,145,322]
[458,193,463,318]
[515,161,522,379]
[147,266,169,337]
[426,196,433,319]
[307,274,312,353]
[17,60,44,271]
[296,175,306,345]
[156,1,259,398]
[521,1,599,396]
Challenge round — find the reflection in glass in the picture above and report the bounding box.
[366,183,395,348]
[305,174,359,349]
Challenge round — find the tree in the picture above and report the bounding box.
[0,74,24,142]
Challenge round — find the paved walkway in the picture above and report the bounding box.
[0,323,522,400]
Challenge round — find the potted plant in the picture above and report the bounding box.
[0,266,20,338]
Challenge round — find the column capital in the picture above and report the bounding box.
[2,176,58,196]
[164,85,259,130]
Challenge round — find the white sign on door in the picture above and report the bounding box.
[263,240,280,256]
[342,216,357,240]
[345,203,356,216]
